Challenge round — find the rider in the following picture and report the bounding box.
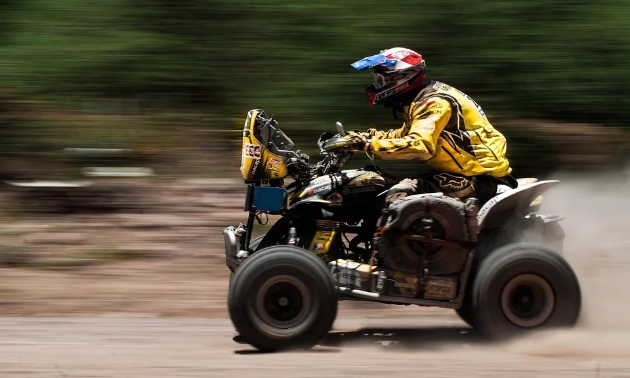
[339,47,518,205]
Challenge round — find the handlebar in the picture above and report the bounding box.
[286,121,354,183]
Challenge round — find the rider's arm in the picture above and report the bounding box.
[363,124,407,140]
[366,97,451,160]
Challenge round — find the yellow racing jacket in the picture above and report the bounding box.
[364,81,512,178]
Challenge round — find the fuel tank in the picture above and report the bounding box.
[290,168,391,208]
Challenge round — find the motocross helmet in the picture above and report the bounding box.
[351,47,426,107]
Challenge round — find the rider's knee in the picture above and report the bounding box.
[385,178,418,203]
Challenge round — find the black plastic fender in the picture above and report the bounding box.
[257,202,324,250]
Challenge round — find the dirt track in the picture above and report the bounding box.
[2,258,630,378]
[3,316,630,378]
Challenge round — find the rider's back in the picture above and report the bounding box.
[410,81,511,178]
[367,80,512,179]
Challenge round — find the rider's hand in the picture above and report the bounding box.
[343,131,368,151]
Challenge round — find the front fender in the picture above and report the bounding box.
[258,202,325,250]
[289,197,332,208]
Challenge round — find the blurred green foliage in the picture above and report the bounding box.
[0,0,629,178]
[3,0,630,124]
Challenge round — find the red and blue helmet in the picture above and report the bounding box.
[351,47,426,106]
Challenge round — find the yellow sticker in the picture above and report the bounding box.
[308,230,337,262]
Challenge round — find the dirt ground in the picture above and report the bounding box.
[2,171,630,377]
[4,316,630,378]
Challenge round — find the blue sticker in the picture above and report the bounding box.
[351,54,397,71]
[331,266,342,282]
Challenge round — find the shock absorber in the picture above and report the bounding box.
[287,227,297,246]
[308,220,342,262]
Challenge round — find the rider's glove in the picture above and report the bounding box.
[343,131,368,151]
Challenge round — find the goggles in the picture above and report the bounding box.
[372,70,417,90]
[372,72,387,89]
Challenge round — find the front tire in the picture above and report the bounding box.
[228,245,338,352]
[455,298,476,328]
[249,234,266,251]
[471,242,581,339]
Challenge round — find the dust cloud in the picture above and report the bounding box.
[506,168,630,358]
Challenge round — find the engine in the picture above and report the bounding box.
[374,193,479,276]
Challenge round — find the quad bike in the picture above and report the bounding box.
[224,109,581,352]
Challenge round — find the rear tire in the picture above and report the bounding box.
[471,242,581,339]
[228,245,338,352]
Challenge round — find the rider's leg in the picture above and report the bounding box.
[427,172,476,199]
[384,178,421,204]
[384,172,476,204]
[470,175,499,205]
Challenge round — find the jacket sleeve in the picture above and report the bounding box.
[367,97,452,160]
[363,123,407,140]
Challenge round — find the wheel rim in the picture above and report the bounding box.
[249,274,317,339]
[500,274,555,328]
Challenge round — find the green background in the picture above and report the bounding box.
[1,0,629,179]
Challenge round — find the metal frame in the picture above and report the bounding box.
[225,180,564,309]
[224,183,288,266]
[225,187,479,308]
[242,184,257,252]
[336,248,475,310]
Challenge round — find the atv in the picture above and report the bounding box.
[223,109,581,352]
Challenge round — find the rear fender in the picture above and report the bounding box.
[477,180,561,229]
